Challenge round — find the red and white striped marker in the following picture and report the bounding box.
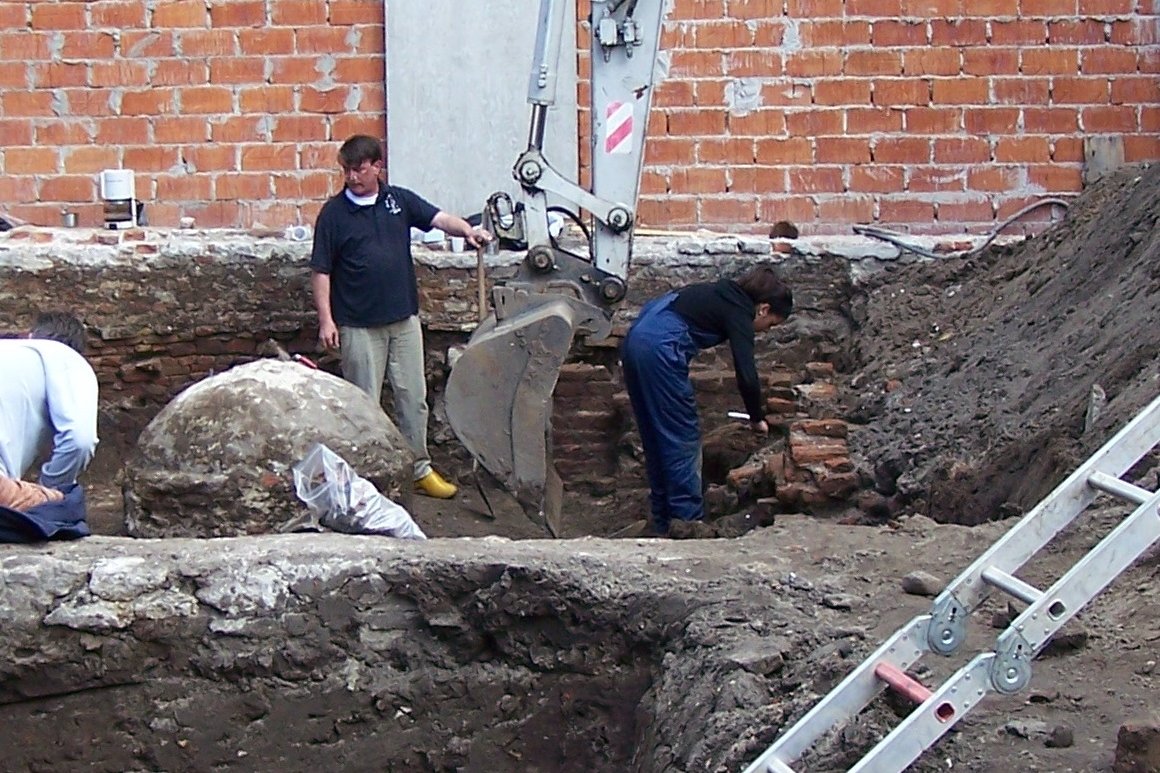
[604,101,633,155]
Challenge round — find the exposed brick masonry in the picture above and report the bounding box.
[0,0,1156,234]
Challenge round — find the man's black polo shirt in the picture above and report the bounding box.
[310,184,439,327]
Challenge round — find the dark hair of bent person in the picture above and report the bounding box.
[30,311,87,354]
[737,265,793,319]
[338,134,384,168]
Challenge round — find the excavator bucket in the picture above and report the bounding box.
[445,295,596,536]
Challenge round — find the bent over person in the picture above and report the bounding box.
[310,134,492,499]
[621,266,792,536]
[0,312,99,511]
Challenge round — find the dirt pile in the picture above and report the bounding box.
[845,162,1160,525]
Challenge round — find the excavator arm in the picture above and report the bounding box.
[444,0,669,535]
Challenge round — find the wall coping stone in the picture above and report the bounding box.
[0,226,1026,272]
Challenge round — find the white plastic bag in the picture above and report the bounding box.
[292,443,426,540]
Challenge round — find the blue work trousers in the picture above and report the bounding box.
[622,294,706,533]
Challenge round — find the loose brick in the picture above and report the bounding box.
[792,418,848,438]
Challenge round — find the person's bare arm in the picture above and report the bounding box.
[430,211,493,249]
[311,271,339,349]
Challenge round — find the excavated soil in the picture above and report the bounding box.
[39,162,1160,772]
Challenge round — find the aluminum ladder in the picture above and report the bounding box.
[744,393,1160,773]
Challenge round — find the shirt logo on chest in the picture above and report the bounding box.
[384,193,401,214]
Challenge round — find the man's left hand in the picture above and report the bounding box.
[466,227,493,249]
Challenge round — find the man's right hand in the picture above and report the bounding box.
[318,319,340,350]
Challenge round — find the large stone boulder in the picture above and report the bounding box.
[122,359,414,537]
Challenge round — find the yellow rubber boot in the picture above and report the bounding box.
[415,469,457,499]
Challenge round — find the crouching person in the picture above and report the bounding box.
[0,311,98,541]
[622,266,792,536]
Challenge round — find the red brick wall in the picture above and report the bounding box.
[0,0,1156,233]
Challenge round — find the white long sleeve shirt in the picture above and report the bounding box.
[0,338,99,488]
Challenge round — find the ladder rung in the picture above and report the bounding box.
[980,566,1043,604]
[763,761,795,773]
[1088,470,1152,505]
[874,662,932,704]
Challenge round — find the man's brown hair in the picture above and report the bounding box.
[737,266,793,318]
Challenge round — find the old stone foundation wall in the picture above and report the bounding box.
[0,226,955,498]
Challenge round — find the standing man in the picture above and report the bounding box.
[621,266,792,536]
[310,134,492,499]
[0,311,99,511]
